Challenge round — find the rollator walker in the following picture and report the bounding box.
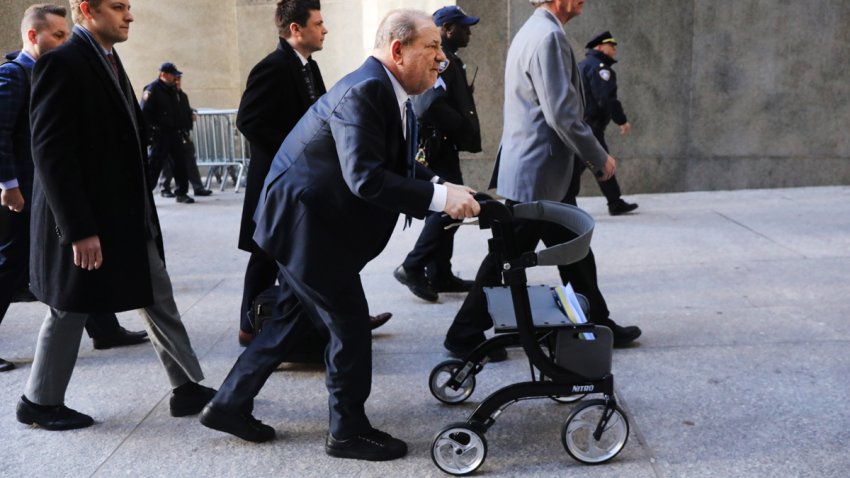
[429,197,630,475]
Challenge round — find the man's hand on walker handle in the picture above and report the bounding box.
[443,183,480,220]
[72,235,103,270]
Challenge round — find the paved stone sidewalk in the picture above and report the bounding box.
[1,186,848,477]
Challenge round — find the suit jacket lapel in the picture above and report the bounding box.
[278,40,311,110]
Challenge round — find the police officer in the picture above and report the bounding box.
[158,74,212,197]
[393,5,481,302]
[571,31,638,216]
[141,62,193,204]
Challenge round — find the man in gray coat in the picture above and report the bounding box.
[445,0,641,357]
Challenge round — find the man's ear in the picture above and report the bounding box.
[80,1,92,18]
[390,39,403,64]
[27,28,38,46]
[289,22,300,39]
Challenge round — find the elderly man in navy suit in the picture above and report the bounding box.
[200,9,480,461]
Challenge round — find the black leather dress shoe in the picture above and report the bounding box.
[369,312,392,330]
[199,404,275,442]
[92,327,149,350]
[611,324,642,348]
[325,428,407,461]
[16,396,94,430]
[444,339,508,363]
[0,358,15,372]
[608,199,639,216]
[393,265,438,302]
[175,194,195,204]
[193,188,213,196]
[160,189,175,198]
[170,382,216,417]
[431,274,474,293]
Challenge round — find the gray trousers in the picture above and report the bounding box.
[24,241,204,406]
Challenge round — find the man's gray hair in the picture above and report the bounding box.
[373,9,433,49]
[530,0,553,6]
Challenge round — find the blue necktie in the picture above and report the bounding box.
[403,99,417,229]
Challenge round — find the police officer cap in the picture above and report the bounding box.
[433,5,480,27]
[585,31,618,50]
[159,62,182,76]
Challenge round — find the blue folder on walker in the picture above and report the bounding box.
[552,283,595,340]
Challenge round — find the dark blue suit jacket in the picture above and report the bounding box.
[253,57,435,292]
[0,52,34,207]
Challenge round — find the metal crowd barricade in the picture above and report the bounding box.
[191,108,249,193]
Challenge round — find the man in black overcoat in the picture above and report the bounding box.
[18,0,214,431]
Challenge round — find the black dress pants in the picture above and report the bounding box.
[445,197,613,347]
[213,264,373,439]
[148,132,189,196]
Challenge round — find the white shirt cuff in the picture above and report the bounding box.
[429,184,447,212]
[1,179,20,190]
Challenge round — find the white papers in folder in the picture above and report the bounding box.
[556,283,595,340]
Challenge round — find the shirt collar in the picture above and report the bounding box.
[379,60,409,123]
[18,50,36,66]
[540,7,563,26]
[73,24,112,55]
[293,49,309,66]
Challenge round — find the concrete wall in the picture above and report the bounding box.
[459,0,850,194]
[4,1,848,194]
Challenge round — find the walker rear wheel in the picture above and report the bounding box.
[431,423,488,476]
[562,399,629,464]
[429,359,476,404]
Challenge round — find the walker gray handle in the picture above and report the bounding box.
[510,201,595,266]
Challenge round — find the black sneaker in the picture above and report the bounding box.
[170,382,216,417]
[175,194,195,204]
[325,428,407,461]
[16,396,94,430]
[608,199,638,216]
[444,339,508,363]
[431,274,474,293]
[199,404,275,442]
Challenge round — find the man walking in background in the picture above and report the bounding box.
[393,5,480,302]
[570,30,638,215]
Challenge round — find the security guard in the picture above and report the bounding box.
[141,62,193,203]
[393,5,481,302]
[572,31,638,216]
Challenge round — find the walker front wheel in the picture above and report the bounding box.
[562,399,629,464]
[431,423,488,476]
[429,359,476,404]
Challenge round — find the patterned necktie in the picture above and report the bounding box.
[106,53,119,78]
[403,99,417,229]
[302,64,317,102]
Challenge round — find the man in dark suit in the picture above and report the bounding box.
[0,4,146,374]
[394,5,481,302]
[236,0,391,346]
[18,0,215,431]
[236,0,328,345]
[200,9,480,461]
